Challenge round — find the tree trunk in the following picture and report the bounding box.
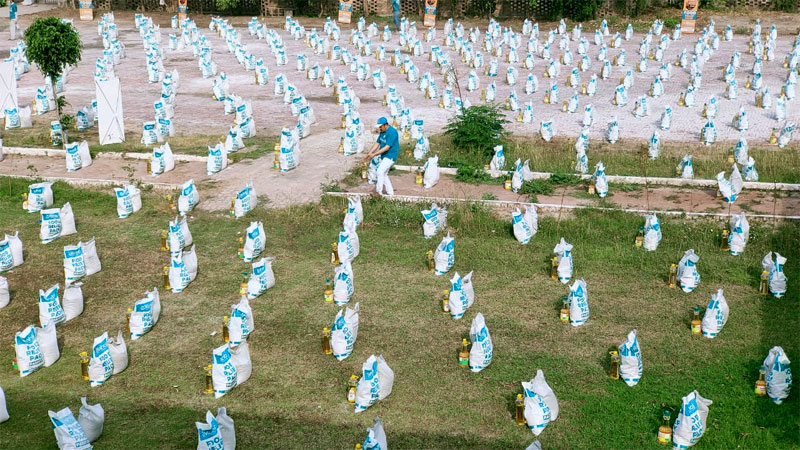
[52,78,67,148]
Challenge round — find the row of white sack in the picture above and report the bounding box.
[0,233,100,280]
[0,393,237,450]
[14,321,128,384]
[112,179,198,219]
[675,248,787,296]
[19,180,256,219]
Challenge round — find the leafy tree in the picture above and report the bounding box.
[24,17,82,146]
[444,103,508,159]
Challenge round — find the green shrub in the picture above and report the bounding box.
[775,0,797,12]
[444,104,508,159]
[564,0,599,21]
[549,172,583,185]
[663,18,680,28]
[518,179,554,196]
[216,0,238,10]
[455,165,492,184]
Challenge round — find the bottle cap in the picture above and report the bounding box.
[127,308,132,313]
[80,351,87,357]
[517,393,523,399]
[323,327,329,332]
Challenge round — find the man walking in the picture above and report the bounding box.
[364,117,399,197]
[392,0,401,32]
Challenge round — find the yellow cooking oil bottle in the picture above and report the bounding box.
[80,351,90,381]
[668,264,677,288]
[755,365,767,395]
[163,265,171,291]
[691,306,702,335]
[324,277,334,303]
[515,393,526,425]
[322,328,332,355]
[347,375,359,404]
[205,364,214,394]
[458,339,469,367]
[657,409,672,444]
[560,296,569,322]
[609,351,620,380]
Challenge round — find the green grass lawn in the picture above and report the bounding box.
[0,177,797,449]
[396,134,800,184]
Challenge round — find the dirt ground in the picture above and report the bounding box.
[346,170,800,217]
[1,9,799,211]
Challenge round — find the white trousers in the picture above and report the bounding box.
[376,157,394,196]
[9,20,18,40]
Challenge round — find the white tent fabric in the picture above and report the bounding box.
[96,77,125,145]
[0,61,18,112]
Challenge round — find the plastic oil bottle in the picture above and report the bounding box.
[80,351,90,381]
[126,308,132,334]
[237,233,244,259]
[222,316,229,343]
[415,168,423,185]
[347,375,359,404]
[324,278,334,303]
[657,409,672,445]
[442,289,450,313]
[239,272,248,296]
[635,226,644,247]
[515,394,526,425]
[163,265,171,291]
[427,250,435,272]
[668,264,677,288]
[550,256,559,280]
[759,270,769,295]
[721,229,730,251]
[361,162,368,180]
[588,179,596,195]
[458,339,469,367]
[347,375,358,405]
[273,143,280,169]
[205,364,214,394]
[229,197,236,217]
[504,176,512,190]
[691,306,702,335]
[21,193,28,210]
[609,351,620,380]
[167,194,176,211]
[322,328,332,355]
[755,365,767,395]
[560,296,570,322]
[160,229,168,252]
[331,242,340,265]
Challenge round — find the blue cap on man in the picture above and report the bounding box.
[376,117,389,127]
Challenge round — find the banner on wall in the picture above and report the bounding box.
[423,0,437,28]
[79,1,93,21]
[680,0,699,33]
[338,0,353,24]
